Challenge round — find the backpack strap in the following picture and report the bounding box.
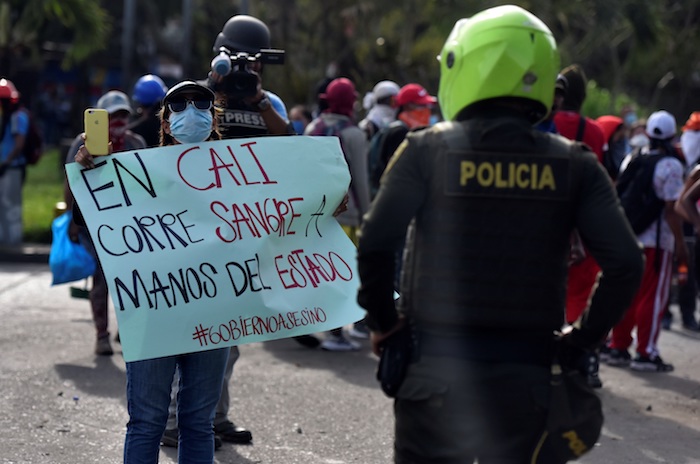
[575,116,586,142]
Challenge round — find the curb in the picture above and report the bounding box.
[0,243,51,264]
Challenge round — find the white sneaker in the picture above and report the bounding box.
[321,335,360,351]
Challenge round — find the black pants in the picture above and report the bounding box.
[394,356,553,464]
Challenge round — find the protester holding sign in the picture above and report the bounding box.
[74,81,230,464]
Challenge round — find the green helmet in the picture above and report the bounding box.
[438,5,559,122]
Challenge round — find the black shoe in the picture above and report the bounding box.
[161,428,178,448]
[161,428,223,450]
[598,344,611,363]
[682,319,700,331]
[587,372,603,389]
[605,348,631,367]
[661,315,672,330]
[214,420,253,444]
[630,355,674,372]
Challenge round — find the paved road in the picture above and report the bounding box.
[1,262,700,463]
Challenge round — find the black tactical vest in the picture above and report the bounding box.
[217,99,270,139]
[399,120,583,334]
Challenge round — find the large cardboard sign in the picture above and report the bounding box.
[66,136,364,361]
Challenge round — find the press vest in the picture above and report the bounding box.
[217,98,270,139]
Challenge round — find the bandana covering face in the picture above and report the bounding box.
[109,116,129,151]
[365,104,397,130]
[169,105,213,144]
[399,107,431,129]
[629,133,649,150]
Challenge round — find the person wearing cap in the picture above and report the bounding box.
[359,80,400,140]
[606,110,687,372]
[0,78,28,246]
[73,81,230,463]
[553,64,605,158]
[64,90,146,357]
[367,83,437,200]
[551,65,608,388]
[596,114,629,180]
[166,15,291,446]
[535,74,568,134]
[306,77,370,351]
[357,6,643,462]
[130,74,169,147]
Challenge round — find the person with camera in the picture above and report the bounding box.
[161,14,292,449]
[206,15,292,139]
[356,5,644,463]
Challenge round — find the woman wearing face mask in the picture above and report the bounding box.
[74,81,229,464]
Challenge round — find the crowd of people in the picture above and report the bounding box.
[3,4,700,464]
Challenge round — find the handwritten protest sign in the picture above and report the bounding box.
[66,136,365,362]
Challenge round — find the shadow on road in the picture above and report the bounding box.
[54,356,125,399]
[260,337,379,389]
[589,387,700,463]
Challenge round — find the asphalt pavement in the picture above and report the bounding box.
[1,251,700,463]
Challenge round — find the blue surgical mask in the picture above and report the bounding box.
[291,120,305,135]
[169,105,213,144]
[624,112,637,127]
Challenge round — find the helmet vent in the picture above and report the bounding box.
[523,72,538,86]
[530,32,535,42]
[446,51,455,69]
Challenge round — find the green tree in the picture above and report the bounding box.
[0,0,111,74]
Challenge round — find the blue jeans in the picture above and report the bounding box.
[124,348,229,464]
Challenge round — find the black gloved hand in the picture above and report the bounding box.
[0,164,7,177]
[555,328,598,377]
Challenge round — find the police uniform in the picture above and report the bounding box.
[357,111,644,463]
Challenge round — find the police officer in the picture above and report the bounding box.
[356,5,644,463]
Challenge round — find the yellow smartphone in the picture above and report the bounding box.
[84,108,110,156]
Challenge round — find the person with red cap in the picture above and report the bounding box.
[0,78,28,246]
[368,83,437,199]
[305,77,370,351]
[596,114,628,180]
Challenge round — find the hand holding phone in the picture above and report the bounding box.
[83,109,110,156]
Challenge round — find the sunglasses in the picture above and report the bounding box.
[167,99,213,113]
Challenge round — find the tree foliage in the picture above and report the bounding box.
[5,0,700,122]
[0,0,110,70]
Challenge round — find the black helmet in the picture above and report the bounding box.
[213,15,270,53]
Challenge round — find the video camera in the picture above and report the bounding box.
[210,47,285,98]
